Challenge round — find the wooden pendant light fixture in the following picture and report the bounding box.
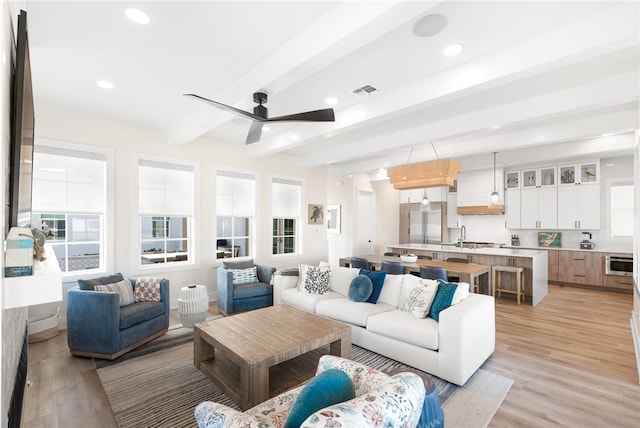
[387,158,462,190]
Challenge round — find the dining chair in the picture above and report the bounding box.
[420,266,448,281]
[350,257,371,270]
[381,260,404,275]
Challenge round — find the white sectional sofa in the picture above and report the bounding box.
[273,262,495,386]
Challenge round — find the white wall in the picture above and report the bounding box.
[30,103,328,323]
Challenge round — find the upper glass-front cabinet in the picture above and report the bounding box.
[559,161,599,185]
[505,171,520,189]
[521,166,556,188]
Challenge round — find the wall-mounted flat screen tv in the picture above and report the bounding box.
[9,9,34,230]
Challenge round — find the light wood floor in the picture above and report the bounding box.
[21,286,640,427]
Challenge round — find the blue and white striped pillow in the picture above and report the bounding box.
[231,266,259,285]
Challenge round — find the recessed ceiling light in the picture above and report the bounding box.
[125,8,150,25]
[413,14,448,38]
[325,97,338,105]
[289,134,299,141]
[263,126,271,132]
[443,43,464,57]
[491,125,501,130]
[96,80,114,89]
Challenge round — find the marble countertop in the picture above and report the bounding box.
[387,243,546,258]
[501,245,632,255]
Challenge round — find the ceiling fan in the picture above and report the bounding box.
[184,92,335,144]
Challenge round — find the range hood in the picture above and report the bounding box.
[457,205,505,215]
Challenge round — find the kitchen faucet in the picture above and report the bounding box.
[460,225,466,244]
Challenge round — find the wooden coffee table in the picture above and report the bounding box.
[193,304,351,410]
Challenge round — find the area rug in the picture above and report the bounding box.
[96,328,512,427]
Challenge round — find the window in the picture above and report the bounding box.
[611,181,633,237]
[138,159,194,266]
[216,171,256,260]
[272,177,302,255]
[31,145,107,274]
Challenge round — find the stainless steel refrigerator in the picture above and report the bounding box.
[409,202,442,244]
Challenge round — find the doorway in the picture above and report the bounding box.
[356,188,375,255]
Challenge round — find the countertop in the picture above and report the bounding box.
[387,243,546,258]
[501,245,632,255]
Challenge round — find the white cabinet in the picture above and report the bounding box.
[521,186,557,228]
[447,192,462,228]
[558,161,599,186]
[557,183,600,229]
[557,161,600,229]
[504,171,521,228]
[511,167,557,229]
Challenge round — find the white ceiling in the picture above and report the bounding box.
[25,1,639,175]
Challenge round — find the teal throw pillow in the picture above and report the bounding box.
[284,369,355,428]
[359,269,387,303]
[348,275,373,302]
[429,280,459,322]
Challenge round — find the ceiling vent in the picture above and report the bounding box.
[352,84,379,96]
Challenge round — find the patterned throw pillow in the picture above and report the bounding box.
[401,282,438,318]
[134,277,163,302]
[230,266,259,285]
[429,280,459,322]
[298,264,331,294]
[95,279,135,306]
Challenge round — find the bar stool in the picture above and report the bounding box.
[492,265,525,304]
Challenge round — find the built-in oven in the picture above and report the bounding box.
[605,255,633,276]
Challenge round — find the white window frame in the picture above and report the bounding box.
[32,138,114,282]
[270,175,304,259]
[610,179,634,238]
[134,155,199,274]
[213,167,258,264]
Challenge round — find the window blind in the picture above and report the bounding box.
[139,160,194,216]
[216,171,256,217]
[272,177,302,218]
[32,147,106,214]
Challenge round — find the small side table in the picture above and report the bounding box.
[178,284,208,328]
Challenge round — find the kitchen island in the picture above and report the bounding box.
[386,243,548,305]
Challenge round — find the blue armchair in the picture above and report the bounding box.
[217,261,275,315]
[67,274,170,360]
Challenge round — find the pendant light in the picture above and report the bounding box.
[489,152,500,206]
[420,188,430,212]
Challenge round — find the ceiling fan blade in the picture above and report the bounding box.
[265,108,335,123]
[245,121,263,144]
[184,93,264,122]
